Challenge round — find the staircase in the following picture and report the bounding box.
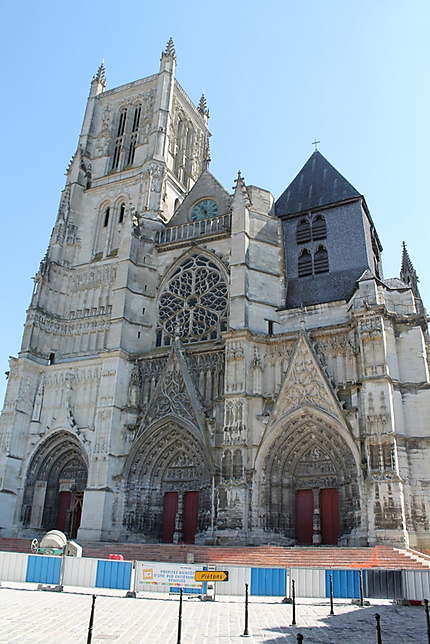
[1,538,429,569]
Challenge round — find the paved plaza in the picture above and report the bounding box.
[0,583,428,643]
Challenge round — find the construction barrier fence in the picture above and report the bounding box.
[1,549,430,600]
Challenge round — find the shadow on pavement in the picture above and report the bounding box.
[259,603,425,643]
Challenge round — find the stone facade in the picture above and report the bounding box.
[1,41,430,548]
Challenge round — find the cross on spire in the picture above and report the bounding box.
[312,138,320,152]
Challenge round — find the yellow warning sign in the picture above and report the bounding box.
[194,570,229,582]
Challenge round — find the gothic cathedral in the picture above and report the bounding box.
[1,40,429,548]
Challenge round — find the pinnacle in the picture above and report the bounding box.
[401,241,415,276]
[92,60,106,85]
[233,170,251,206]
[198,93,209,117]
[163,37,176,58]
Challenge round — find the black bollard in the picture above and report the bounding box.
[297,634,304,643]
[375,613,382,644]
[291,579,296,626]
[241,582,250,637]
[87,594,96,644]
[359,570,364,607]
[424,599,430,644]
[329,574,334,616]
[177,588,183,644]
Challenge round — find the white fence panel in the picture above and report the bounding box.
[63,556,98,588]
[289,568,325,598]
[0,551,28,583]
[402,570,430,600]
[215,566,251,596]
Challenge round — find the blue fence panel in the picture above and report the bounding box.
[25,555,61,585]
[95,560,132,590]
[325,569,360,598]
[251,568,286,596]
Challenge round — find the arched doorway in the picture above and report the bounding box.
[21,432,88,538]
[263,415,361,545]
[124,422,212,543]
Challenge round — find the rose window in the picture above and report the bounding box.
[156,254,228,346]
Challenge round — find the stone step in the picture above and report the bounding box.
[1,538,427,569]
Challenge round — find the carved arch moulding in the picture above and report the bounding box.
[122,421,213,538]
[20,430,88,530]
[255,411,363,542]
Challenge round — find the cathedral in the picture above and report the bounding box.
[1,39,430,549]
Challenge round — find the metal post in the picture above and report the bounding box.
[291,579,296,626]
[424,599,430,644]
[329,574,334,615]
[87,594,96,644]
[297,634,304,643]
[359,570,364,607]
[375,613,382,644]
[242,582,250,636]
[177,588,183,644]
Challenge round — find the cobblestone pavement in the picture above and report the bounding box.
[0,583,427,643]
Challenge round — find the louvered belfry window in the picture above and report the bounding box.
[296,218,311,243]
[312,215,327,240]
[313,245,329,273]
[298,249,313,277]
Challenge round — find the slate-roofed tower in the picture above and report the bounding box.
[276,151,383,308]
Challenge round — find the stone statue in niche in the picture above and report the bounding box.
[128,363,141,408]
[31,376,44,422]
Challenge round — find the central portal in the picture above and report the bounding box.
[124,423,211,542]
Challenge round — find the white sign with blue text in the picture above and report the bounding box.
[135,561,204,593]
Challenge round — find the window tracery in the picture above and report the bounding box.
[156,254,228,346]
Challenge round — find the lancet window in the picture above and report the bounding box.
[112,108,127,170]
[126,104,141,166]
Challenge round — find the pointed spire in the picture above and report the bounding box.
[197,93,209,117]
[400,242,424,313]
[401,241,415,280]
[233,171,251,207]
[163,37,176,58]
[92,60,106,87]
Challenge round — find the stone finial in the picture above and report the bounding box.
[163,37,176,58]
[92,60,106,87]
[198,93,209,117]
[233,170,251,207]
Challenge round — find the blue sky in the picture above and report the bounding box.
[0,0,429,402]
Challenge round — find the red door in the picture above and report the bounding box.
[162,492,178,543]
[295,489,314,545]
[56,491,71,532]
[182,491,199,544]
[320,488,340,545]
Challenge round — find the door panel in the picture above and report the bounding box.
[320,488,340,545]
[295,489,313,545]
[56,491,71,532]
[162,492,178,543]
[182,491,199,544]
